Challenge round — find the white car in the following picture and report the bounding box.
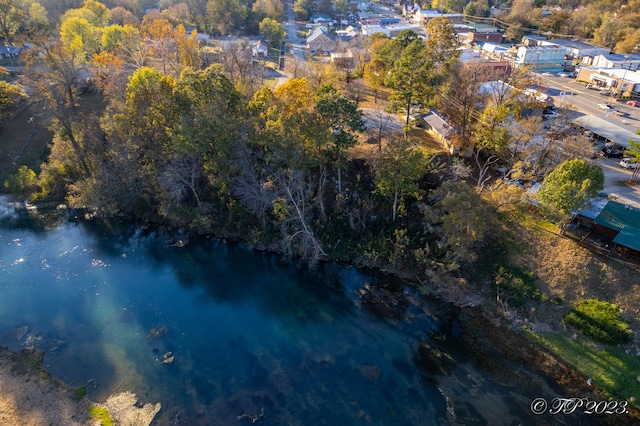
[597,103,613,110]
[620,158,638,169]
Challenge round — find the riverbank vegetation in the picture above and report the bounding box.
[527,331,640,404]
[1,0,640,420]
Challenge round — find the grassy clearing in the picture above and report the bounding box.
[89,405,113,426]
[526,330,640,403]
[565,299,632,344]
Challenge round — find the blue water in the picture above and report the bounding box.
[0,199,565,425]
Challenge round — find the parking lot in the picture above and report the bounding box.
[593,156,640,207]
[537,73,640,207]
[538,74,640,125]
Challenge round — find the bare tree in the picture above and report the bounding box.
[159,155,206,212]
[276,169,326,267]
[368,108,395,153]
[231,138,278,225]
[24,34,90,175]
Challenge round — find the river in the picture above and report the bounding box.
[0,197,571,425]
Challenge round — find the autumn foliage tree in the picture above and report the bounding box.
[259,17,285,48]
[0,66,26,120]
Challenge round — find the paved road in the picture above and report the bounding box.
[283,1,304,61]
[596,156,640,208]
[537,74,640,207]
[538,75,640,127]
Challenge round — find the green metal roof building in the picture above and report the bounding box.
[594,201,640,252]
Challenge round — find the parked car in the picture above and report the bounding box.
[542,111,559,119]
[599,90,612,96]
[586,84,600,90]
[620,158,638,169]
[604,143,625,158]
[627,100,639,107]
[559,72,573,78]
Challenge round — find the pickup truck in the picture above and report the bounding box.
[620,158,638,169]
[597,103,613,110]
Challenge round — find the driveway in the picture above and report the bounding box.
[360,107,405,139]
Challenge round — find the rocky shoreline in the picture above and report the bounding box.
[0,346,160,426]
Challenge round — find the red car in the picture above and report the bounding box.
[627,100,639,107]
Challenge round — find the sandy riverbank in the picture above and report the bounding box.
[0,347,160,426]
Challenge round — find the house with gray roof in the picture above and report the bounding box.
[0,45,21,59]
[306,27,336,53]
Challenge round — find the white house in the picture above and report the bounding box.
[515,45,566,72]
[413,10,464,26]
[252,40,269,58]
[309,14,333,25]
[590,53,640,71]
[360,23,422,37]
[542,39,609,60]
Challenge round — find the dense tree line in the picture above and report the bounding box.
[1,4,499,279]
[2,0,640,53]
[1,1,609,283]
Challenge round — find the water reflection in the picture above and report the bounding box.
[0,198,570,425]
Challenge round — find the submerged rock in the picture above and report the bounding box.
[147,324,169,340]
[162,351,174,364]
[360,364,381,382]
[103,391,161,426]
[173,239,188,247]
[9,325,29,341]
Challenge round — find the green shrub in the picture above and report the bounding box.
[3,165,36,194]
[72,386,86,400]
[494,265,541,307]
[565,299,633,345]
[89,405,114,426]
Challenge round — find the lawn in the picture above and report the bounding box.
[526,330,640,405]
